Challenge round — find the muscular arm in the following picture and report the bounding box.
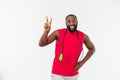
[39,30,58,46]
[39,16,58,47]
[73,33,95,70]
[81,34,95,64]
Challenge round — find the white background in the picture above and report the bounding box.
[0,0,120,80]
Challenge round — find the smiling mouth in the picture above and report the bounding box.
[70,26,75,30]
[67,25,77,33]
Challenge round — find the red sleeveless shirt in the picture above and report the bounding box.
[52,28,84,76]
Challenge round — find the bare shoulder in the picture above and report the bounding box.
[53,30,59,36]
[49,29,59,40]
[84,33,90,42]
[53,30,59,39]
[83,33,95,50]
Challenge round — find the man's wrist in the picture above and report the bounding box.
[79,60,85,65]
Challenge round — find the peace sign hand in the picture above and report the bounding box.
[44,16,52,32]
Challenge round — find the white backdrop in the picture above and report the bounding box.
[0,0,120,80]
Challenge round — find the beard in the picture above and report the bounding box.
[67,25,77,33]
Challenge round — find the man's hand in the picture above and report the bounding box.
[44,16,52,32]
[73,61,84,70]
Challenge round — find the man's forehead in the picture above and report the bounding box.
[66,17,77,22]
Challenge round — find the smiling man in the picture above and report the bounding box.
[39,14,95,80]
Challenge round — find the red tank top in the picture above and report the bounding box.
[52,28,84,76]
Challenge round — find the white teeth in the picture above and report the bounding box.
[70,26,74,29]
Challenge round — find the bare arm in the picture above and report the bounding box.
[73,34,95,70]
[39,30,58,46]
[39,16,58,46]
[81,34,95,63]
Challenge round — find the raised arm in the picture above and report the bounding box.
[39,16,58,47]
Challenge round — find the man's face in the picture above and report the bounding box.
[66,16,78,33]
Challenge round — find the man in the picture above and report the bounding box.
[39,14,95,80]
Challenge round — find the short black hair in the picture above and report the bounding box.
[65,14,77,20]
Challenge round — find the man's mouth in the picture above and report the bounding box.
[67,25,77,33]
[70,26,75,30]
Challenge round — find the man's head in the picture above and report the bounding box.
[65,14,78,33]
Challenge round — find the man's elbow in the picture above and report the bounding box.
[39,42,47,47]
[91,46,95,53]
[39,42,45,47]
[89,46,95,54]
[39,44,43,47]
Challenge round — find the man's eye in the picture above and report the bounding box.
[67,21,70,23]
[67,21,76,23]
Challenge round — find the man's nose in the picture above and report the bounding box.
[69,22,75,25]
